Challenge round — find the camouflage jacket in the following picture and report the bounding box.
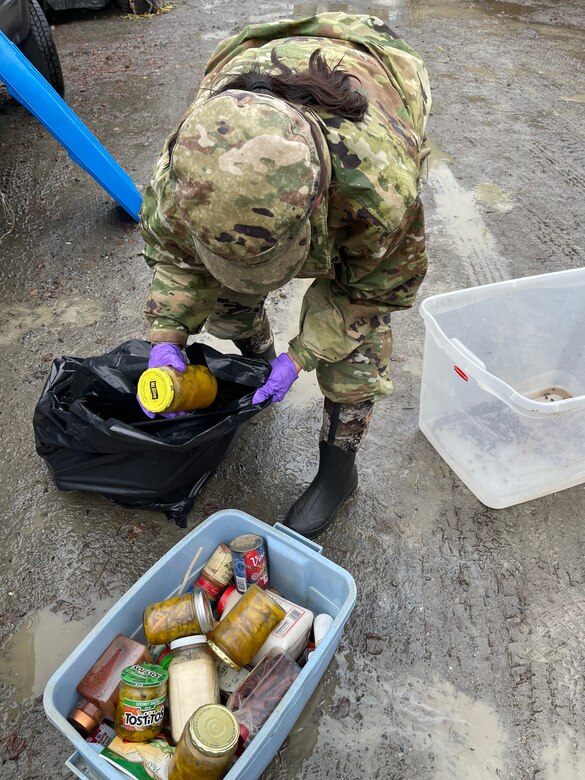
[141,13,431,371]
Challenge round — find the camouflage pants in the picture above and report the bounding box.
[204,286,392,403]
[147,267,393,404]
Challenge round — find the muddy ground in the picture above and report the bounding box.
[1,0,585,777]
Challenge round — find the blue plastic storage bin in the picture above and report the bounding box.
[44,510,357,780]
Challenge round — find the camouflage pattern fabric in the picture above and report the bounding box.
[320,398,374,453]
[141,12,431,403]
[232,309,274,355]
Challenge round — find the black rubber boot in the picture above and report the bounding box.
[284,440,358,539]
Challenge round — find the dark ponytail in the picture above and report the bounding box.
[216,48,368,122]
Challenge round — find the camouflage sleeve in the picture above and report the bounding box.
[289,198,426,371]
[140,149,220,345]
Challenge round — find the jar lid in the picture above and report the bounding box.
[67,700,103,736]
[229,534,263,553]
[170,635,208,650]
[192,589,213,633]
[137,368,175,413]
[189,705,239,757]
[121,663,169,687]
[217,585,238,616]
[207,639,240,671]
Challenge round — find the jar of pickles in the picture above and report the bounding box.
[207,585,286,670]
[137,364,218,414]
[144,590,213,646]
[168,704,239,780]
[114,664,168,742]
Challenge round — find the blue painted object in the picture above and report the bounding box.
[43,509,357,780]
[0,32,142,221]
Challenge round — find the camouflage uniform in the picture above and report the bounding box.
[141,12,431,405]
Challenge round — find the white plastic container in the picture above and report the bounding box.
[419,268,585,508]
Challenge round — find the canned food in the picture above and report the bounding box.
[195,543,233,603]
[229,534,269,593]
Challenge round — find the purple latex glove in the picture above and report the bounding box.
[148,343,187,372]
[252,353,299,405]
[138,342,188,419]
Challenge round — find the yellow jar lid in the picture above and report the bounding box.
[189,705,239,757]
[137,368,175,413]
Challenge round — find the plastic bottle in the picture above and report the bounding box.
[70,635,152,726]
[207,585,285,670]
[168,704,239,780]
[168,636,220,745]
[217,586,313,665]
[137,365,217,414]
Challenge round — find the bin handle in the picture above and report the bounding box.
[65,751,96,780]
[451,338,486,370]
[274,522,323,554]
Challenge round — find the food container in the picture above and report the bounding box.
[169,704,239,779]
[207,586,285,671]
[143,590,213,645]
[137,364,218,414]
[43,510,357,780]
[114,664,168,742]
[419,267,585,507]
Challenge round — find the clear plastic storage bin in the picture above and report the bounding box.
[419,268,585,508]
[44,510,356,780]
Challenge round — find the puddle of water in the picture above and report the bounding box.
[0,298,105,347]
[540,729,585,780]
[560,94,585,104]
[475,182,516,213]
[425,138,452,170]
[0,597,117,720]
[429,163,509,285]
[292,660,507,778]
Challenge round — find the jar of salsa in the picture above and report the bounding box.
[144,590,213,646]
[207,585,285,670]
[168,704,239,780]
[114,664,168,742]
[137,365,217,414]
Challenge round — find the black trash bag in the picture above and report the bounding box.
[33,340,271,527]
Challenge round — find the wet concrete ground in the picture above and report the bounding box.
[1,0,585,777]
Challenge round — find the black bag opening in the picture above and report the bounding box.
[33,340,271,526]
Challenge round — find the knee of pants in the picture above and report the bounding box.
[205,306,267,340]
[316,332,394,404]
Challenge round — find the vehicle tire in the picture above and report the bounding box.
[18,0,65,97]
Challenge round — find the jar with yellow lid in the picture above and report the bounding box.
[137,365,218,414]
[169,704,239,780]
[114,664,168,742]
[144,590,213,646]
[207,585,286,670]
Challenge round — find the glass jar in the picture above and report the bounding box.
[195,544,233,604]
[137,365,218,414]
[114,664,168,742]
[169,704,239,780]
[143,590,213,646]
[168,636,220,745]
[207,585,286,670]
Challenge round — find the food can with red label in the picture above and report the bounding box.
[229,534,269,593]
